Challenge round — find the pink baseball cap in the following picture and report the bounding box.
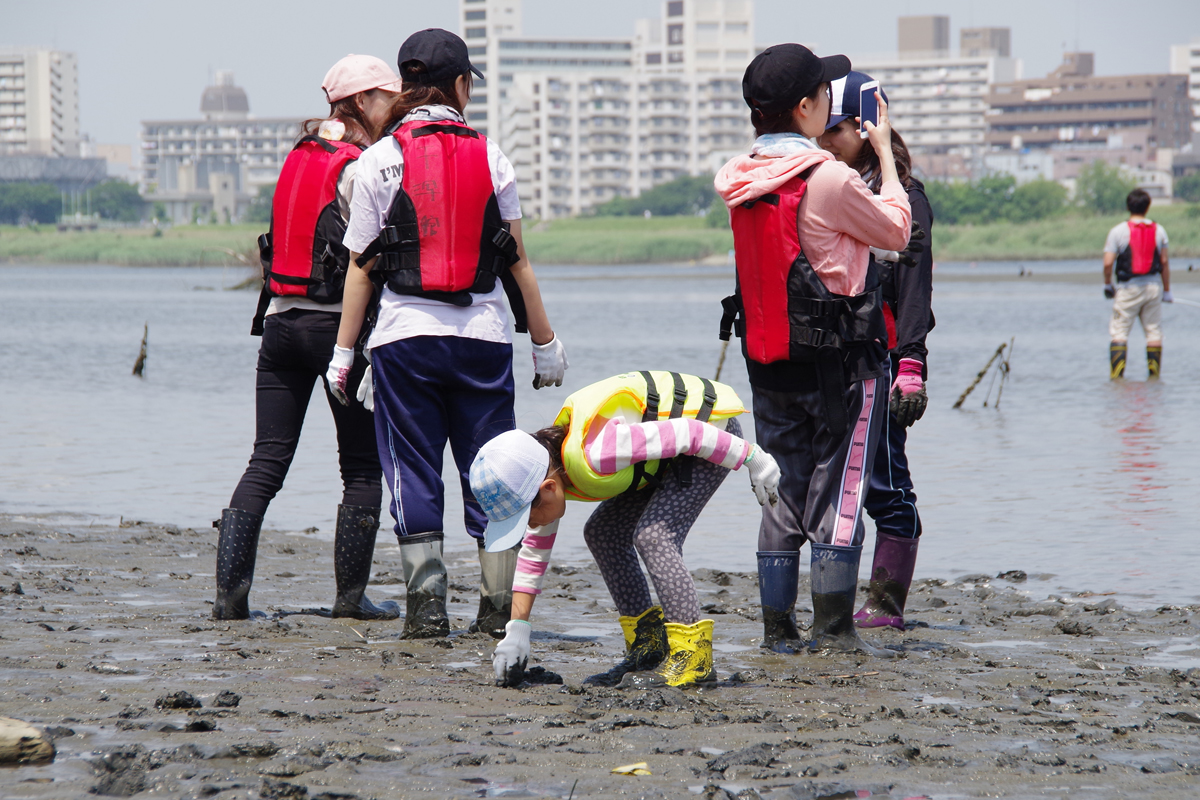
[321,54,403,103]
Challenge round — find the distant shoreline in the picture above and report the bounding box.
[2,205,1197,266]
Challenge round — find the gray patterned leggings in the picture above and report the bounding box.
[582,418,739,625]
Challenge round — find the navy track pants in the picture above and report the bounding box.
[370,335,515,541]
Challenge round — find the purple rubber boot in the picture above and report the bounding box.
[853,531,919,630]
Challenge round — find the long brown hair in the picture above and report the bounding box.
[299,95,379,148]
[850,127,914,192]
[380,64,471,133]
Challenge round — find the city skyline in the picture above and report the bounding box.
[4,0,1199,156]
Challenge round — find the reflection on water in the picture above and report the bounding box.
[2,263,1199,608]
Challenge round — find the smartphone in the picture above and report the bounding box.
[858,80,880,139]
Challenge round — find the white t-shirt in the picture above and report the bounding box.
[1105,219,1169,285]
[265,160,358,317]
[342,105,522,350]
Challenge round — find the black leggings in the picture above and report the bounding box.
[229,309,381,517]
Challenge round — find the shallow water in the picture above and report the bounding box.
[3,262,1199,609]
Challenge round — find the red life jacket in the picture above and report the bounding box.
[719,168,885,435]
[261,135,361,301]
[358,119,524,326]
[1114,221,1162,281]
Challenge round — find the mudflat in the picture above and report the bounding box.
[1,513,1198,799]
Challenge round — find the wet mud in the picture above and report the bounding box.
[2,513,1199,799]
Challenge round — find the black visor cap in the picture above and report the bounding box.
[397,28,486,85]
[742,44,851,114]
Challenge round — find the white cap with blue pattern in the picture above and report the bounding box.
[470,429,550,553]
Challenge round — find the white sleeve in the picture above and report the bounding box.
[1158,224,1169,248]
[336,161,356,223]
[488,139,522,221]
[343,140,403,254]
[1103,224,1122,255]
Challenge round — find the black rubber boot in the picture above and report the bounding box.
[468,540,518,639]
[213,508,263,620]
[398,532,450,639]
[584,606,669,687]
[1110,342,1127,380]
[757,550,805,654]
[331,505,400,621]
[809,543,895,658]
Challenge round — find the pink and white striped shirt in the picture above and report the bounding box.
[512,418,752,595]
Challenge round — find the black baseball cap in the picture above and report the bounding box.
[397,28,485,85]
[742,44,851,114]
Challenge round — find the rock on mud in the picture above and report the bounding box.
[0,716,55,764]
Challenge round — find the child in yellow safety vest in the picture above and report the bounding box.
[469,371,781,689]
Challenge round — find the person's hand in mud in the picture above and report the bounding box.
[493,619,531,688]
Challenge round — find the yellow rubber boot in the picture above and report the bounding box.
[1110,343,1127,380]
[583,606,668,687]
[619,619,716,688]
[1147,345,1162,379]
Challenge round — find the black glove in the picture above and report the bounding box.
[1103,284,1115,300]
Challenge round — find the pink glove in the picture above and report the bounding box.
[890,358,927,427]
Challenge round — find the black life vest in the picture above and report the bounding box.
[1114,221,1162,282]
[356,119,527,331]
[719,167,886,435]
[250,135,361,335]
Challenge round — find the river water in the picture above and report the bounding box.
[3,262,1198,609]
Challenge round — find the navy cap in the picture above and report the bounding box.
[397,28,485,85]
[742,44,851,115]
[826,70,889,130]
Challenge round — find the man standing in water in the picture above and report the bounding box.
[1103,189,1171,379]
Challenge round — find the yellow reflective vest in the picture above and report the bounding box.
[554,371,746,502]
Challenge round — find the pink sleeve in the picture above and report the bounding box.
[829,172,912,252]
[585,418,752,474]
[512,519,558,595]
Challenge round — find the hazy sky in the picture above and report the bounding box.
[6,0,1199,153]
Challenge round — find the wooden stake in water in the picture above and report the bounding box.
[991,337,1015,409]
[132,323,148,378]
[952,342,1006,409]
[714,339,729,382]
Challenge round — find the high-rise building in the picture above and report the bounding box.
[985,54,1192,184]
[960,27,1010,59]
[1169,39,1200,132]
[0,48,80,157]
[140,72,301,223]
[459,0,756,219]
[898,16,950,59]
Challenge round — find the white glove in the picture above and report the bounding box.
[745,445,780,507]
[869,246,901,264]
[356,363,374,412]
[326,346,355,406]
[1163,290,1174,303]
[531,335,568,389]
[493,619,531,688]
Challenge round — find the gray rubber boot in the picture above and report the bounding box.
[809,542,895,658]
[331,505,400,621]
[398,532,450,639]
[468,540,519,639]
[213,508,263,620]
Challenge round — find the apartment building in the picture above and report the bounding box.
[0,48,80,157]
[460,0,756,218]
[985,55,1192,176]
[1170,39,1200,132]
[140,72,301,223]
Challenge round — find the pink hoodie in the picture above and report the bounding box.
[715,146,912,296]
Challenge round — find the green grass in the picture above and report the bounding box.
[0,224,260,266]
[935,205,1200,261]
[522,216,732,264]
[3,204,1197,266]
